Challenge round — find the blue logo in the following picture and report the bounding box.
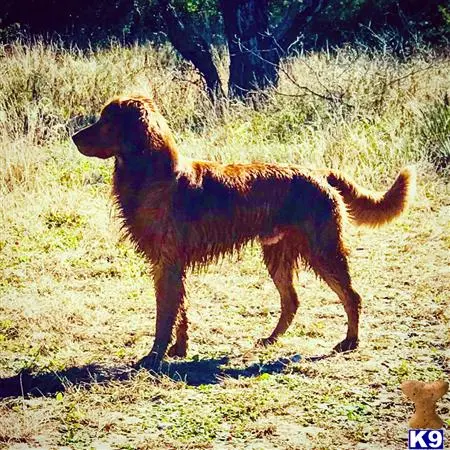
[408,429,444,449]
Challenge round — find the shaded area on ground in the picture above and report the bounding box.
[0,352,335,398]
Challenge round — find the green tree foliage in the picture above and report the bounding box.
[0,0,162,44]
[0,0,448,46]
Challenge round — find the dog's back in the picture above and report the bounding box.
[144,160,342,266]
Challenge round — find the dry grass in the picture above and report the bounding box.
[0,40,449,449]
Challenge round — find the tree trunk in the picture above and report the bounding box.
[159,0,224,99]
[159,0,327,101]
[220,0,280,98]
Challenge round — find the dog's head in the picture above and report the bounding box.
[72,96,176,161]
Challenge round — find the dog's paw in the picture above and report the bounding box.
[167,342,188,358]
[136,353,163,372]
[333,337,359,353]
[255,337,276,347]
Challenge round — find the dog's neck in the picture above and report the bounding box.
[112,141,186,219]
[115,140,181,179]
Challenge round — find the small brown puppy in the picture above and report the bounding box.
[72,95,415,370]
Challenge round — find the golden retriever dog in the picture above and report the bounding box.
[72,95,415,370]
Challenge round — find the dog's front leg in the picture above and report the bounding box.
[167,299,189,358]
[139,262,186,371]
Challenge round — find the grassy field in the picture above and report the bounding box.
[0,41,449,449]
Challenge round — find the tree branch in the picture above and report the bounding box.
[236,39,353,108]
[274,0,329,53]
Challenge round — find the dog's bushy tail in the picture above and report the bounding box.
[323,167,416,226]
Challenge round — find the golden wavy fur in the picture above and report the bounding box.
[72,95,415,370]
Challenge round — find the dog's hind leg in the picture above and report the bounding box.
[258,242,299,346]
[307,241,362,353]
[139,263,186,370]
[167,300,189,358]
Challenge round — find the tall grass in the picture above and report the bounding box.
[0,40,449,200]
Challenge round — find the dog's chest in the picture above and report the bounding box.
[114,178,175,255]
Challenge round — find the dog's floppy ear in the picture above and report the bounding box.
[118,98,176,156]
[115,97,179,177]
